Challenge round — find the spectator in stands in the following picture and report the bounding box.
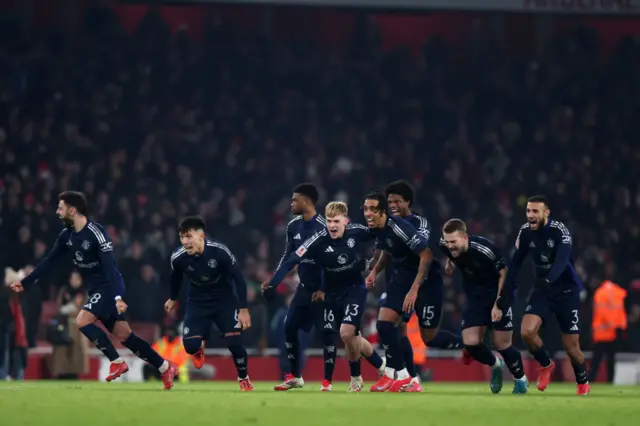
[50,271,88,380]
[0,9,638,353]
[0,268,28,380]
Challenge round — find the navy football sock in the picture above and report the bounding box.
[572,360,588,384]
[322,333,337,381]
[400,336,417,377]
[284,328,301,377]
[498,346,525,379]
[363,350,384,370]
[122,333,165,369]
[465,344,498,367]
[349,360,362,377]
[427,330,462,349]
[530,346,552,368]
[226,334,249,379]
[183,336,203,354]
[80,324,120,362]
[377,321,405,370]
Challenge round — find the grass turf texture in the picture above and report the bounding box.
[1,381,639,426]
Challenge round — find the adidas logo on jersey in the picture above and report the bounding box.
[343,315,352,322]
[324,323,333,329]
[294,234,301,240]
[529,241,535,248]
[325,246,334,252]
[505,322,513,328]
[570,324,579,331]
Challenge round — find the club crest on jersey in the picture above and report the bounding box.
[296,246,307,257]
[82,240,91,250]
[547,239,555,248]
[208,259,217,268]
[75,251,84,262]
[386,238,393,248]
[347,238,355,248]
[337,254,348,265]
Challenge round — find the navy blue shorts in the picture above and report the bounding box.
[82,289,125,332]
[525,288,581,335]
[183,296,241,338]
[323,286,367,334]
[384,269,443,329]
[462,295,514,331]
[284,285,325,333]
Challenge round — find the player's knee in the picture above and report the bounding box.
[377,320,396,339]
[419,328,437,344]
[562,336,583,359]
[183,337,203,355]
[283,318,298,340]
[462,335,482,347]
[492,333,513,351]
[322,331,337,346]
[520,324,538,344]
[76,310,94,328]
[399,323,408,337]
[339,325,357,343]
[224,333,244,351]
[112,323,132,342]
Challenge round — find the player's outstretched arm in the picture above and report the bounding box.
[165,261,184,312]
[17,230,69,290]
[503,227,529,295]
[262,230,325,291]
[275,221,296,270]
[545,226,572,284]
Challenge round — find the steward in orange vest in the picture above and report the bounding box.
[589,280,627,383]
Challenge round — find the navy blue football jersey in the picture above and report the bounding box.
[439,235,506,295]
[277,214,326,290]
[170,239,248,308]
[374,215,434,274]
[22,222,124,296]
[506,220,583,293]
[269,224,373,295]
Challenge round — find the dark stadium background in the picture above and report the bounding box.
[0,0,638,382]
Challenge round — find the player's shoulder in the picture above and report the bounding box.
[469,235,498,258]
[287,215,303,228]
[170,245,189,265]
[206,239,235,257]
[388,214,413,229]
[57,227,72,238]
[549,220,571,234]
[86,221,108,240]
[549,220,572,243]
[86,221,114,251]
[346,222,368,232]
[517,222,532,236]
[314,215,327,226]
[409,213,429,228]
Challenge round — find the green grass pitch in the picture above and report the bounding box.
[1,381,639,426]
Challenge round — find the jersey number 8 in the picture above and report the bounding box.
[84,293,102,310]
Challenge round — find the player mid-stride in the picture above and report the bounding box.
[10,191,177,389]
[440,219,528,394]
[505,195,590,396]
[165,216,254,391]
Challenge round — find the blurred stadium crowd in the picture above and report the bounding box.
[1,5,639,365]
